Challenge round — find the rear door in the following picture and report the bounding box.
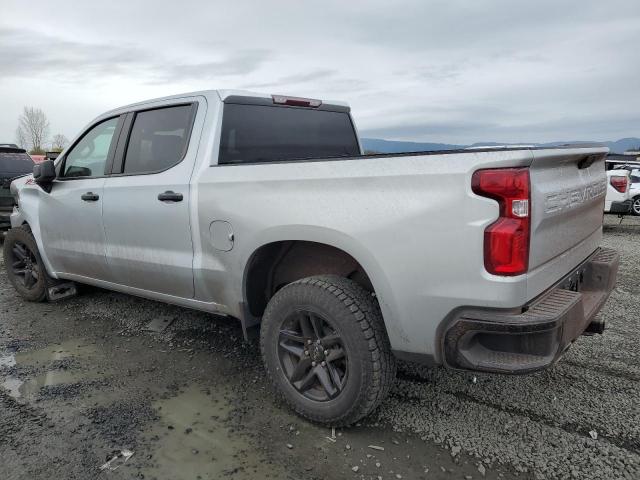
[528,148,608,270]
[102,100,203,298]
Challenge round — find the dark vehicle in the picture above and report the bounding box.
[1,146,34,230]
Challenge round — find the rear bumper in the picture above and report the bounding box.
[443,247,619,374]
[607,199,632,214]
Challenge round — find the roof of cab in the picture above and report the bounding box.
[102,89,349,117]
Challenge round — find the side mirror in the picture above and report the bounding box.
[33,159,56,190]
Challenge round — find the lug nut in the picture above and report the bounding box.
[321,361,326,366]
[304,350,309,356]
[307,340,312,344]
[323,350,329,355]
[311,361,317,367]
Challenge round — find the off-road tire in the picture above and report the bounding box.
[260,275,396,426]
[3,226,48,302]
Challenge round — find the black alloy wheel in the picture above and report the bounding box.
[260,275,396,425]
[3,226,48,302]
[10,240,40,289]
[278,310,349,402]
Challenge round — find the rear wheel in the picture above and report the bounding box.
[260,275,396,425]
[3,227,48,302]
[632,197,640,216]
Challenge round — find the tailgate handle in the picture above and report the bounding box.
[578,154,599,169]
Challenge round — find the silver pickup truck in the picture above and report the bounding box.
[3,90,619,425]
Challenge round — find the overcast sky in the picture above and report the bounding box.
[1,0,638,145]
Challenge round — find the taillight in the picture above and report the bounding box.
[472,168,530,276]
[610,176,628,193]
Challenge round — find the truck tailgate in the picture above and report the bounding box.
[528,147,608,270]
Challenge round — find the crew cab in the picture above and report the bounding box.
[3,90,619,425]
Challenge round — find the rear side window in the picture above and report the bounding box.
[631,175,640,184]
[122,104,196,175]
[219,104,360,165]
[0,151,34,175]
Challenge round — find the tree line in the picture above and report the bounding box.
[14,106,69,155]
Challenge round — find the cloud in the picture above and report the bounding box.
[147,49,271,84]
[241,69,337,89]
[361,111,640,144]
[0,0,639,144]
[0,27,270,84]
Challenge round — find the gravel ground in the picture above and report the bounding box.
[1,215,639,480]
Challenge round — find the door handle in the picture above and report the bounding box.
[81,192,99,202]
[158,191,183,202]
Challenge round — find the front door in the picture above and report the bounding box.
[39,116,121,280]
[102,102,201,298]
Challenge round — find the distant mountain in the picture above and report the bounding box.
[598,138,639,154]
[361,137,640,154]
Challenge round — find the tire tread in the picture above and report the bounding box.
[260,275,396,426]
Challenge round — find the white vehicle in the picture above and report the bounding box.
[629,169,640,216]
[604,170,632,214]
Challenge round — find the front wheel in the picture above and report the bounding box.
[3,226,48,302]
[260,275,396,426]
[632,197,640,216]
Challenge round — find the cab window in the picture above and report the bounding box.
[62,117,119,178]
[121,104,195,175]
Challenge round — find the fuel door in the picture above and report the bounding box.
[210,220,234,251]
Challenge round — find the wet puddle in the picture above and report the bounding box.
[0,354,16,367]
[1,369,95,401]
[1,339,288,478]
[2,377,23,397]
[12,340,98,365]
[0,339,102,401]
[142,386,287,480]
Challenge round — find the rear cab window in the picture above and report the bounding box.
[218,102,360,165]
[0,148,34,176]
[120,104,197,175]
[1,147,34,206]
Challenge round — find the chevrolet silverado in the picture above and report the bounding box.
[3,90,619,425]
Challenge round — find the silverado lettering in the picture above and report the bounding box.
[544,179,607,214]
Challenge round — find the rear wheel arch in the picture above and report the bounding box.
[243,240,377,319]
